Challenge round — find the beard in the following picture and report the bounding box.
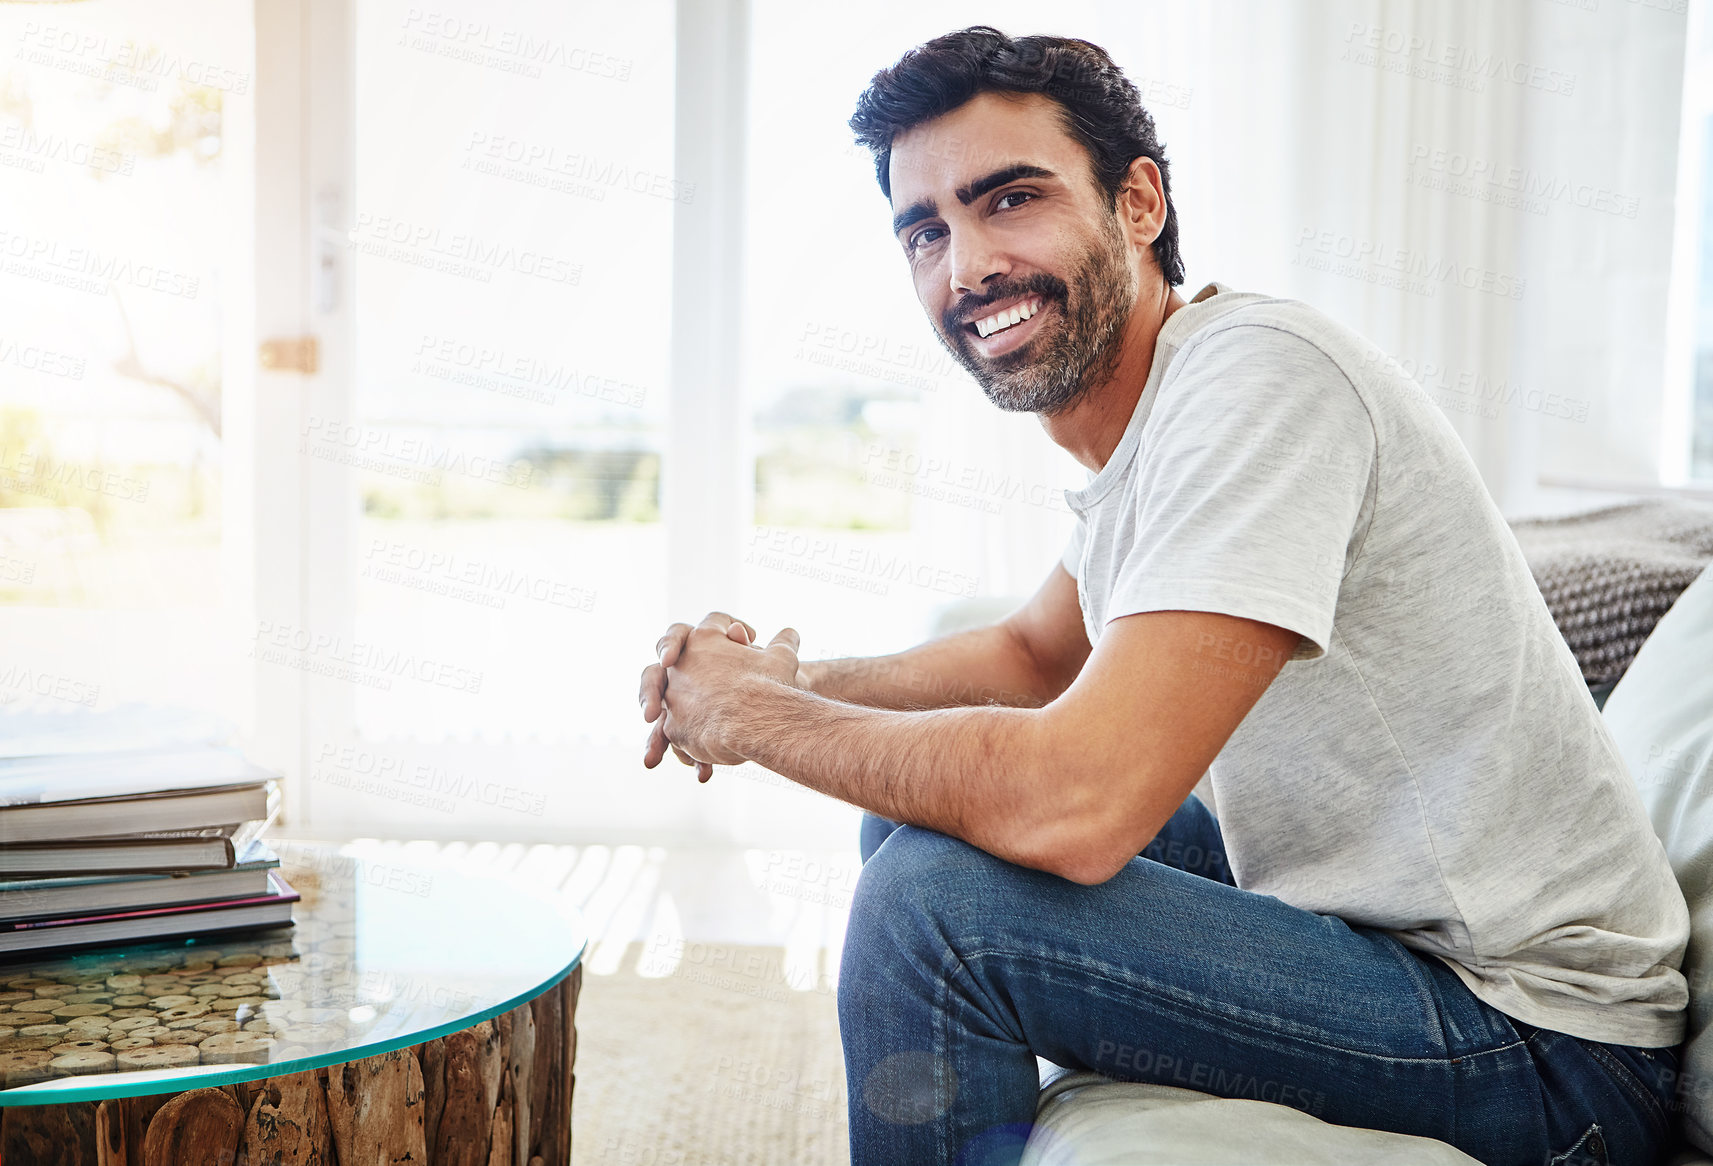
[936,213,1140,416]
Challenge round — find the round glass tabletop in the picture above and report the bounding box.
[0,842,587,1105]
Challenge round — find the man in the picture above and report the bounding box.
[636,26,1689,1166]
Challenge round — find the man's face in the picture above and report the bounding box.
[887,90,1141,415]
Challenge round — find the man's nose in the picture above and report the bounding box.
[948,225,1010,297]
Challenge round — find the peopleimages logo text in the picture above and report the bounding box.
[1295,228,1526,300]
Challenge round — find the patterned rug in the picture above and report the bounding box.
[571,941,848,1166]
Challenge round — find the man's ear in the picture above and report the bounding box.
[1117,156,1167,250]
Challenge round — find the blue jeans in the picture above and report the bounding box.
[842,797,1681,1166]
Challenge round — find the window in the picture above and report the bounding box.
[739,0,1087,665]
[294,0,683,841]
[1668,0,1713,481]
[344,0,672,746]
[0,0,249,717]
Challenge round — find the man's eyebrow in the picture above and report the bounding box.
[890,163,1057,238]
[892,200,938,238]
[956,163,1055,205]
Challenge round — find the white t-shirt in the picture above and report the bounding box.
[1062,282,1690,1047]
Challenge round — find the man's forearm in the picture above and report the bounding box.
[734,676,1070,873]
[800,621,1052,710]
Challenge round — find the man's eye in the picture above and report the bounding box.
[996,191,1034,210]
[908,226,945,251]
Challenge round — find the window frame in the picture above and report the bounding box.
[1661,0,1711,488]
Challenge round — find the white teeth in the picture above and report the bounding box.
[973,297,1040,340]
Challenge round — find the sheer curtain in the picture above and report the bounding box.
[1100,0,1686,518]
[1516,0,1692,498]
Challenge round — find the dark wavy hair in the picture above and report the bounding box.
[849,26,1185,287]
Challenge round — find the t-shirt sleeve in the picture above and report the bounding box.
[1106,323,1376,660]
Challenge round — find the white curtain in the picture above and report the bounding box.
[1514,0,1693,497]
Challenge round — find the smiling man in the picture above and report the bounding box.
[636,26,1689,1166]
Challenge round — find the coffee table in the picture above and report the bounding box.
[0,841,587,1166]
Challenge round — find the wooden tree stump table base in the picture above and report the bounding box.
[0,845,587,1166]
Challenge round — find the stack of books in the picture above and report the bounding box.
[0,741,299,956]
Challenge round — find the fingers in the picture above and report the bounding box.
[642,715,671,768]
[647,708,716,780]
[655,622,693,668]
[673,737,716,782]
[639,661,665,721]
[694,611,734,632]
[766,626,801,661]
[661,705,702,767]
[669,741,713,782]
[694,610,753,638]
[663,614,759,665]
[644,612,762,779]
[642,714,724,783]
[643,715,716,778]
[646,613,749,726]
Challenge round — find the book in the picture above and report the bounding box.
[0,871,298,956]
[0,745,275,805]
[0,747,277,843]
[0,842,280,923]
[0,816,275,877]
[0,783,275,846]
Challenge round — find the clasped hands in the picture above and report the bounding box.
[638,611,802,783]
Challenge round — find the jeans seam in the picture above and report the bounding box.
[955,945,1528,1070]
[1377,935,1454,1053]
[1375,939,1461,1145]
[935,944,956,1165]
[1581,1041,1668,1145]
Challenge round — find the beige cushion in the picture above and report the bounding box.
[1604,565,1713,1152]
[1021,1073,1480,1166]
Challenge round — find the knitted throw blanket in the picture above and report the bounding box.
[1508,500,1713,685]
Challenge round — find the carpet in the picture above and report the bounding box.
[571,941,849,1165]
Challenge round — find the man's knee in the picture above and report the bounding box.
[847,826,995,935]
[842,827,986,1009]
[857,822,964,890]
[858,811,902,864]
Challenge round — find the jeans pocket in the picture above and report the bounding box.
[1582,1041,1672,1145]
[1546,1121,1608,1166]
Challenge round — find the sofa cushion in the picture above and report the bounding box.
[1603,564,1713,1151]
[1509,500,1713,685]
[1020,1073,1481,1165]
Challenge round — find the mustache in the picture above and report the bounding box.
[943,274,1069,333]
